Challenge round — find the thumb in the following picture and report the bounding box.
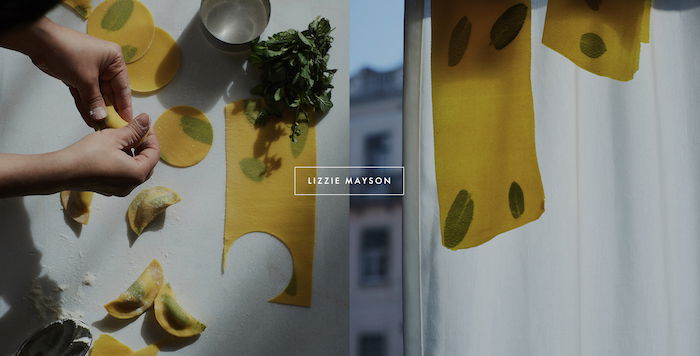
[78,83,107,123]
[114,113,150,148]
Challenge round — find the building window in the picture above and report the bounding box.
[358,333,386,356]
[360,228,389,287]
[364,132,391,166]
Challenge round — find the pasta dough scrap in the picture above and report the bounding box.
[153,106,213,168]
[60,191,93,225]
[432,1,545,249]
[104,259,164,319]
[62,0,92,19]
[91,334,133,356]
[224,100,317,307]
[154,283,206,338]
[130,345,159,356]
[127,186,181,236]
[91,334,159,356]
[127,27,181,93]
[87,0,155,63]
[542,0,649,81]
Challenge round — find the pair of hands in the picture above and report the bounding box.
[0,17,159,197]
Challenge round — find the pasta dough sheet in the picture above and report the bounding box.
[542,0,650,81]
[432,0,545,250]
[223,100,317,307]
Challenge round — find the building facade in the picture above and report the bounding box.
[349,66,403,356]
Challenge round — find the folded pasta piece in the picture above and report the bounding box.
[154,283,206,337]
[127,186,181,236]
[60,191,93,225]
[104,259,164,319]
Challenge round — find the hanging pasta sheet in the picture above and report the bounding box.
[223,100,316,307]
[431,0,545,250]
[542,0,651,81]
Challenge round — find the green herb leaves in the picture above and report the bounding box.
[101,0,133,31]
[580,32,607,58]
[121,45,137,62]
[448,16,472,67]
[509,181,525,218]
[490,3,528,50]
[180,115,213,145]
[239,157,266,182]
[443,189,474,248]
[249,17,336,141]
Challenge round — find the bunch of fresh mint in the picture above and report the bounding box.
[248,17,336,141]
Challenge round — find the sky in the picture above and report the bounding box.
[349,0,404,76]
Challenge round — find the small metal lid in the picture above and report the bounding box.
[14,319,92,356]
[199,0,271,52]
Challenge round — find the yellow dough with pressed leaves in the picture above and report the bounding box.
[153,106,213,167]
[127,27,181,93]
[87,0,155,63]
[62,0,92,19]
[104,259,164,319]
[60,191,93,225]
[432,1,545,249]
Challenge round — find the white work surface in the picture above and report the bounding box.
[0,0,349,354]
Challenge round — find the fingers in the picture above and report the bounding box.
[116,113,150,147]
[77,81,107,124]
[133,130,160,178]
[101,49,133,122]
[68,86,92,127]
[109,65,133,122]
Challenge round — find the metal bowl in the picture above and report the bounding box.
[199,0,271,52]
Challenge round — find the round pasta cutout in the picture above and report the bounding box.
[87,0,155,63]
[127,27,181,92]
[154,106,213,167]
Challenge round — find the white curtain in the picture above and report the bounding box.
[403,1,700,355]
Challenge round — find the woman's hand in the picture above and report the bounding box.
[0,114,159,198]
[60,113,159,196]
[0,17,132,127]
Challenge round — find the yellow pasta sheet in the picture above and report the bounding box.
[223,100,316,307]
[543,0,649,81]
[432,0,544,250]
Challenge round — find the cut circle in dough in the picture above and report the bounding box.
[87,0,155,63]
[154,106,213,167]
[127,27,181,93]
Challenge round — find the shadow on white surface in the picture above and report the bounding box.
[0,198,63,354]
[156,14,258,113]
[125,210,167,247]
